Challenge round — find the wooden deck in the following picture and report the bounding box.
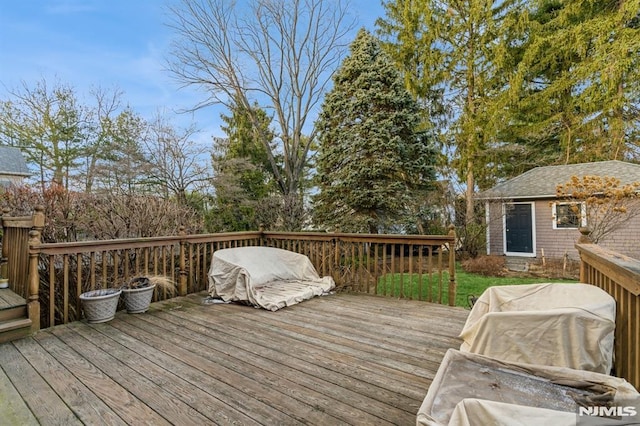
[0,292,469,425]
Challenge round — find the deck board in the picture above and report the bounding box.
[0,292,468,425]
[0,288,26,309]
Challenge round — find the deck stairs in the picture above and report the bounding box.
[0,288,32,343]
[505,256,531,272]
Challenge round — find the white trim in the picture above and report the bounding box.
[503,201,537,257]
[552,202,587,229]
[485,201,490,255]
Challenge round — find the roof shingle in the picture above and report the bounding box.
[0,146,30,176]
[479,160,640,199]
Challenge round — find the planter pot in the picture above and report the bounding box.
[122,283,156,314]
[80,288,122,323]
[0,278,8,289]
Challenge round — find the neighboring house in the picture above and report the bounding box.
[479,160,640,261]
[0,146,30,187]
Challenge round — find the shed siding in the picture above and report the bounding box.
[487,202,504,255]
[534,200,580,259]
[598,218,640,260]
[485,199,640,261]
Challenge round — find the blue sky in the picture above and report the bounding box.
[0,0,383,142]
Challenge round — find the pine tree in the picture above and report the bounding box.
[376,0,523,225]
[508,0,640,163]
[313,29,437,233]
[210,100,277,231]
[375,0,446,122]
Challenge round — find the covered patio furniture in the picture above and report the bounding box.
[459,283,615,373]
[416,349,639,426]
[208,246,335,311]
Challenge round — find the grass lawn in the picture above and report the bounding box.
[377,263,577,308]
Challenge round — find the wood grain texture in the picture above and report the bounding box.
[0,292,468,425]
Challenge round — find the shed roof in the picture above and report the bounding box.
[479,160,640,200]
[0,146,30,176]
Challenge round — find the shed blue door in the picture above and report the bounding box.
[505,204,533,254]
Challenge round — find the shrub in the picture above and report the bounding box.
[461,255,506,277]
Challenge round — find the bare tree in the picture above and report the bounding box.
[166,0,354,222]
[143,114,212,206]
[83,86,124,193]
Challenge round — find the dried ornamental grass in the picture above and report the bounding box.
[122,275,176,295]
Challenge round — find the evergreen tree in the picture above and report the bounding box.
[376,0,523,225]
[375,0,447,124]
[507,0,640,163]
[0,79,89,191]
[210,100,278,231]
[313,29,437,233]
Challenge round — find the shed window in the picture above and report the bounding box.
[553,202,586,229]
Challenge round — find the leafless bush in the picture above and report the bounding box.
[78,192,203,239]
[461,255,506,276]
[1,184,203,241]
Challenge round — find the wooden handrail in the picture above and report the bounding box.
[577,243,640,296]
[30,231,456,327]
[576,240,640,390]
[3,215,457,329]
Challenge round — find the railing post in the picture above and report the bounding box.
[178,226,187,296]
[0,207,9,282]
[259,224,265,247]
[332,227,341,288]
[27,206,45,333]
[447,224,457,307]
[577,227,593,282]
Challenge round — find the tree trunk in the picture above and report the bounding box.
[466,158,475,225]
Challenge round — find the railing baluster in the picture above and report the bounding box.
[21,229,457,331]
[437,249,443,304]
[48,254,55,327]
[76,253,82,318]
[576,241,640,391]
[63,254,69,324]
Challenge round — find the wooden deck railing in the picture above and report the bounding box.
[576,234,640,391]
[2,208,457,330]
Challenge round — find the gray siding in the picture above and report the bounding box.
[486,201,504,255]
[485,199,640,261]
[534,200,580,259]
[598,218,640,260]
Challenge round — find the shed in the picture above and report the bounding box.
[479,160,640,260]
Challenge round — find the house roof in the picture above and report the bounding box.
[479,160,640,200]
[0,146,30,176]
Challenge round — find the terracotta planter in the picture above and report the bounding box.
[122,283,156,314]
[80,288,122,323]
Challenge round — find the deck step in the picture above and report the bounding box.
[0,289,31,343]
[0,318,32,343]
[505,256,530,272]
[0,305,28,322]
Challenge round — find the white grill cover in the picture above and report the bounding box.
[417,349,639,426]
[459,283,615,373]
[207,247,335,311]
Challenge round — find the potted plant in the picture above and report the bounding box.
[120,275,175,314]
[80,288,122,323]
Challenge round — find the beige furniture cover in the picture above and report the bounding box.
[208,246,335,311]
[417,349,639,426]
[459,283,615,373]
[447,399,576,426]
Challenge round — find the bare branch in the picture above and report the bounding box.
[166,0,355,200]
